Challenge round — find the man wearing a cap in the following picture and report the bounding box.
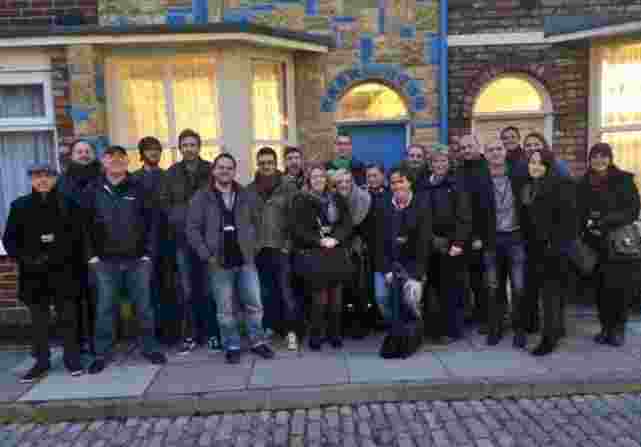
[2,163,84,382]
[82,145,166,374]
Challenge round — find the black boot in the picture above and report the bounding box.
[327,286,343,349]
[594,330,609,344]
[531,337,558,356]
[513,331,527,349]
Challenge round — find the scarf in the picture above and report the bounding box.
[66,161,102,189]
[589,169,610,193]
[255,172,282,198]
[348,186,371,226]
[330,157,351,171]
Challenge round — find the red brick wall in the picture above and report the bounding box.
[0,0,98,28]
[0,256,18,307]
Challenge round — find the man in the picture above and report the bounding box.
[187,153,275,364]
[160,129,220,355]
[58,139,102,355]
[283,146,305,189]
[500,126,526,172]
[458,134,490,332]
[131,137,178,345]
[3,163,84,382]
[403,144,432,193]
[468,139,528,347]
[246,147,300,350]
[83,145,166,374]
[326,135,366,187]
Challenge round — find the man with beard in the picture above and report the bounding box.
[326,135,366,187]
[131,137,178,345]
[160,129,220,355]
[403,144,432,193]
[58,139,102,355]
[283,146,305,190]
[246,147,300,349]
[187,153,275,364]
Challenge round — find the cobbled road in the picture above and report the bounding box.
[4,393,641,447]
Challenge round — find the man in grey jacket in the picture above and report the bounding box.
[246,147,300,350]
[159,129,219,355]
[187,153,275,364]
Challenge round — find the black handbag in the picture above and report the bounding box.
[567,238,598,276]
[607,222,641,262]
[293,246,354,289]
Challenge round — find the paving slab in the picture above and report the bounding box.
[0,373,32,402]
[0,351,29,373]
[146,361,252,395]
[437,349,549,379]
[533,349,641,376]
[250,355,348,388]
[18,364,160,402]
[346,351,449,384]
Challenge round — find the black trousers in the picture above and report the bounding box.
[25,271,80,366]
[530,252,571,339]
[594,260,637,333]
[75,264,96,352]
[309,285,343,339]
[466,248,487,324]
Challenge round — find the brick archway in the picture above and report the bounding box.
[462,64,559,119]
[320,64,426,115]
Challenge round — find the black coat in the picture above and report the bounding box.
[520,174,578,255]
[290,192,353,251]
[2,188,81,304]
[424,173,472,245]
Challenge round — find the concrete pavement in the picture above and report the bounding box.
[0,306,640,422]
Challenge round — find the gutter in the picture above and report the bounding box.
[439,0,448,144]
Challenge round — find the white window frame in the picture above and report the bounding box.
[105,50,225,167]
[472,73,554,144]
[0,70,57,255]
[588,44,641,150]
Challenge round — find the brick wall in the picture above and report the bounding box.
[0,256,17,306]
[0,0,98,28]
[448,0,641,34]
[448,43,590,176]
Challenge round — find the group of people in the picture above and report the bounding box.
[2,125,640,384]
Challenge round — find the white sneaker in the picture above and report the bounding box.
[287,332,298,351]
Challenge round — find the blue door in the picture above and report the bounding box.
[338,123,406,171]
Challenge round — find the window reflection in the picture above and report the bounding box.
[336,83,408,121]
[474,77,543,114]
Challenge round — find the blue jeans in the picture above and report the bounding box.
[91,258,158,357]
[209,264,266,351]
[483,231,527,332]
[255,248,301,335]
[176,244,219,343]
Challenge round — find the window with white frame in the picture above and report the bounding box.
[251,59,290,172]
[106,53,222,171]
[593,42,641,190]
[0,72,56,242]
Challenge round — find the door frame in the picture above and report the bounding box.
[336,118,411,151]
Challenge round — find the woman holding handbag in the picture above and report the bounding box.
[290,163,354,351]
[520,148,577,356]
[577,143,641,347]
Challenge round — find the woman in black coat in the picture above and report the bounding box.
[290,162,353,351]
[520,148,577,355]
[577,143,641,347]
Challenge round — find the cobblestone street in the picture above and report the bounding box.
[4,393,641,447]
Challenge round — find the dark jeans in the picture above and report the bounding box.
[466,247,486,324]
[594,260,637,334]
[483,231,527,333]
[76,264,96,353]
[27,271,80,367]
[430,252,467,338]
[256,248,301,336]
[342,251,371,333]
[91,258,158,357]
[176,244,219,343]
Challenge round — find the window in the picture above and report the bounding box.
[472,74,553,146]
[0,72,56,244]
[594,43,641,190]
[107,53,222,171]
[336,83,408,122]
[251,59,290,172]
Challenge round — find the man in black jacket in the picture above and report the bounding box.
[160,129,219,355]
[83,145,166,374]
[2,163,83,382]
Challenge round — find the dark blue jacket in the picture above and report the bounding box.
[82,175,155,261]
[372,193,432,279]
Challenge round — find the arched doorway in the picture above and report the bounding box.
[336,82,409,170]
[472,75,553,145]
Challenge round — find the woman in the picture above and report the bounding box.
[523,132,571,177]
[290,163,353,350]
[425,146,472,341]
[334,169,374,338]
[372,165,430,326]
[520,148,577,356]
[577,143,641,347]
